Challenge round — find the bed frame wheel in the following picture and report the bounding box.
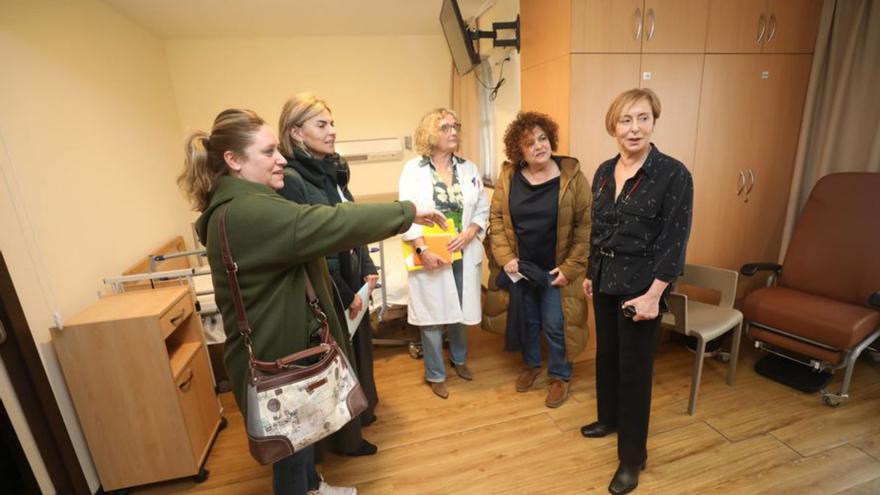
[193,467,209,483]
[822,394,842,407]
[408,342,423,359]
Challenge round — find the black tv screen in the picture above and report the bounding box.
[440,0,479,75]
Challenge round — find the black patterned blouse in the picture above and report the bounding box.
[423,155,465,232]
[587,144,693,296]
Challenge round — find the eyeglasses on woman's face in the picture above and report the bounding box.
[440,122,462,133]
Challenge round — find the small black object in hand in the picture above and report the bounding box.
[622,305,637,318]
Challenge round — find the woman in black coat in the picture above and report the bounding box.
[276,93,379,457]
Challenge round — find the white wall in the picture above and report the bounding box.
[165,35,453,196]
[0,0,192,491]
[476,0,521,170]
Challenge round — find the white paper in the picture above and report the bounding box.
[345,283,371,340]
[507,271,526,284]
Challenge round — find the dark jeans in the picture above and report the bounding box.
[272,445,319,495]
[522,273,571,380]
[593,291,661,465]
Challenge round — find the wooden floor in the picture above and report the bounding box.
[135,329,880,494]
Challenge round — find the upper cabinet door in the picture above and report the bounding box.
[642,0,710,53]
[571,0,644,53]
[706,0,769,53]
[763,0,823,53]
[521,0,573,70]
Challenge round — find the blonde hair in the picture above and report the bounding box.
[605,88,662,135]
[177,109,266,212]
[278,93,332,156]
[414,108,459,156]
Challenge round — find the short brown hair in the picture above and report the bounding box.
[503,111,559,164]
[414,108,459,156]
[605,88,661,135]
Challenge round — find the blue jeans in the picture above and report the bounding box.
[421,260,467,383]
[272,445,318,495]
[522,273,571,380]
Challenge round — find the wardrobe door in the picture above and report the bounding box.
[571,0,644,53]
[706,0,769,53]
[740,54,812,279]
[763,0,823,53]
[642,0,710,53]
[689,55,760,270]
[640,54,705,169]
[522,55,572,154]
[569,54,640,179]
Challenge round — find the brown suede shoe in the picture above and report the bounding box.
[515,367,542,392]
[451,361,473,381]
[545,379,570,408]
[429,381,449,399]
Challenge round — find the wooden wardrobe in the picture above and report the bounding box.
[520,0,822,356]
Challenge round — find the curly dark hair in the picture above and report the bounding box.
[503,111,559,164]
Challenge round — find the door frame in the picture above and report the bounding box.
[0,250,91,494]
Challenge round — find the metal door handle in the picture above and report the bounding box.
[647,8,656,41]
[746,168,756,194]
[757,14,767,44]
[634,8,643,41]
[737,170,746,196]
[767,13,777,43]
[0,320,7,346]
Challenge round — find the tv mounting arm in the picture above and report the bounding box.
[469,15,520,51]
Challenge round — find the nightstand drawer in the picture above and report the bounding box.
[159,295,194,339]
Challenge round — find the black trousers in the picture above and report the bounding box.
[593,291,661,464]
[272,445,318,494]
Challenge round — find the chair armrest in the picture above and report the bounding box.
[870,291,880,309]
[740,263,782,277]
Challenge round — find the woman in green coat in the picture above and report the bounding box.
[178,108,445,495]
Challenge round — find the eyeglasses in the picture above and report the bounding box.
[440,123,462,133]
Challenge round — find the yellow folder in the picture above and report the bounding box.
[402,216,462,271]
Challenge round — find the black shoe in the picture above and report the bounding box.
[580,421,617,438]
[608,461,646,495]
[346,440,378,457]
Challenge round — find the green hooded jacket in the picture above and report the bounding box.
[195,176,415,411]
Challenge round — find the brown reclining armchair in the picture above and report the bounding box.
[741,172,880,406]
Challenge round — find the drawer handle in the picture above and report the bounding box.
[178,370,195,391]
[168,308,186,326]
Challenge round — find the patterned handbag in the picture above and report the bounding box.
[217,203,368,465]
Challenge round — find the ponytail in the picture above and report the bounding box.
[177,109,266,211]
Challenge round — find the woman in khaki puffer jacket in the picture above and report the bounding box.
[487,111,591,409]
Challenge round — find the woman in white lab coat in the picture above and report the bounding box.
[398,108,490,399]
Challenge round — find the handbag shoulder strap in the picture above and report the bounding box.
[217,203,329,358]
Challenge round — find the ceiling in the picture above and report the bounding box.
[102,0,491,39]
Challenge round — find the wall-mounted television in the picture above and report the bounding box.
[440,0,480,75]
